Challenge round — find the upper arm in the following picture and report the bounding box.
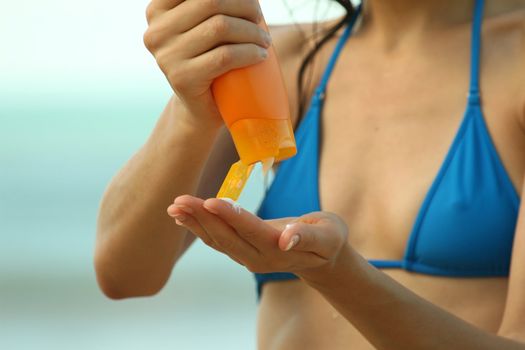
[269,20,344,128]
[498,178,525,341]
[269,22,335,128]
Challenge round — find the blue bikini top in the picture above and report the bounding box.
[255,0,520,295]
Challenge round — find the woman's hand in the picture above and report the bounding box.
[166,195,349,274]
[143,0,272,129]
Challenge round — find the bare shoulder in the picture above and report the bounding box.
[268,23,308,61]
[269,20,338,61]
[268,23,313,126]
[268,20,341,126]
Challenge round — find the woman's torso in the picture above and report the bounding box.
[258,2,525,349]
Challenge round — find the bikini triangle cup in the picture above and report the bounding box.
[255,0,520,296]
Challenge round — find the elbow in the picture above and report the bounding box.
[97,283,155,301]
[498,333,525,346]
[94,250,130,300]
[94,225,128,300]
[96,276,130,301]
[497,326,525,345]
[94,245,162,300]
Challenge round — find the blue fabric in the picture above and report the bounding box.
[255,0,520,295]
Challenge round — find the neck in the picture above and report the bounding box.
[359,0,476,50]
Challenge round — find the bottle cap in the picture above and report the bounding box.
[229,118,297,165]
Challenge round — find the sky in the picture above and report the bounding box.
[0,2,348,349]
[0,0,346,96]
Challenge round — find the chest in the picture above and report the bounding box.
[316,31,524,258]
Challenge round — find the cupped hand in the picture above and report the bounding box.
[167,195,349,275]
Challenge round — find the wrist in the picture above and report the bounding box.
[170,95,224,135]
[164,97,223,146]
[297,243,364,290]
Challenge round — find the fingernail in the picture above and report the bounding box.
[285,235,300,251]
[175,219,185,226]
[259,47,268,59]
[263,31,272,46]
[174,214,186,223]
[256,8,264,23]
[217,198,242,214]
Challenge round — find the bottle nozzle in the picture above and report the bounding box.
[216,161,255,201]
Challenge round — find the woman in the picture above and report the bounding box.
[95,0,525,348]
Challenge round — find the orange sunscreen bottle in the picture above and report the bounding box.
[212,15,297,201]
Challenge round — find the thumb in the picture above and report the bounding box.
[278,212,347,259]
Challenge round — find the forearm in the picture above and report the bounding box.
[95,96,220,298]
[299,246,524,350]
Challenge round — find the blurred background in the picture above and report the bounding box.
[0,1,345,349]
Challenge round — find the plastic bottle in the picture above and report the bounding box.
[212,13,297,201]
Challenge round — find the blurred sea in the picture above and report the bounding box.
[0,87,271,350]
[0,1,346,349]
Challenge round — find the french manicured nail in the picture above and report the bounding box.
[174,214,186,225]
[262,31,272,46]
[217,198,242,214]
[256,8,264,23]
[259,47,268,59]
[285,235,300,251]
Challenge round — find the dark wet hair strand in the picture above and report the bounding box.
[296,0,355,122]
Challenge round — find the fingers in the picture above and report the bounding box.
[146,0,184,24]
[180,215,247,268]
[167,202,216,247]
[203,198,281,246]
[168,196,349,273]
[278,213,347,259]
[153,43,268,98]
[265,217,298,232]
[176,15,271,59]
[170,195,261,261]
[193,43,270,82]
[162,0,262,33]
[145,0,262,41]
[149,0,184,12]
[143,0,270,103]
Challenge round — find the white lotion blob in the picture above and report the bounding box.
[261,157,275,191]
[216,157,274,215]
[218,197,243,214]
